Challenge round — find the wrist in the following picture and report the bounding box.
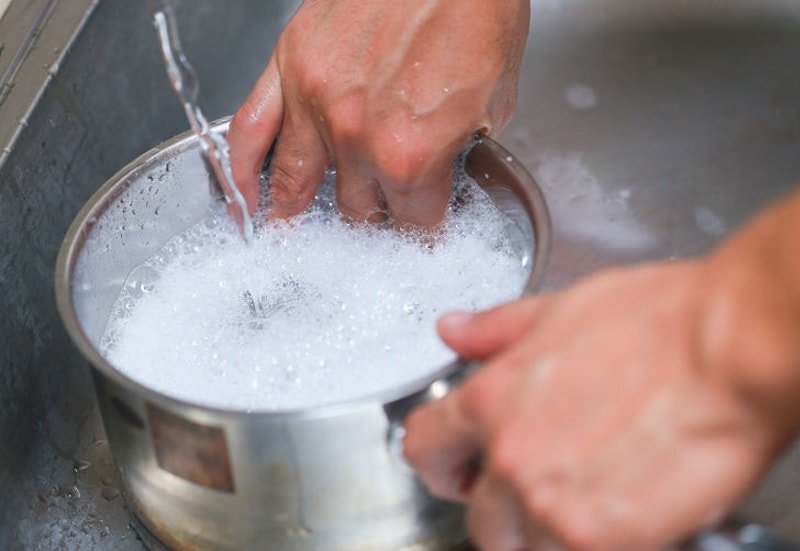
[699,206,800,440]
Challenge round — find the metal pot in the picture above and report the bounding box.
[55,119,551,550]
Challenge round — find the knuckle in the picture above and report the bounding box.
[280,22,301,46]
[456,379,491,423]
[270,163,304,194]
[282,46,328,101]
[269,163,314,204]
[299,64,329,99]
[327,95,366,142]
[372,130,430,186]
[487,429,522,485]
[456,369,506,424]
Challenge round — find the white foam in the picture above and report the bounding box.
[532,152,656,252]
[101,173,530,411]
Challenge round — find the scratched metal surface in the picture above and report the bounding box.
[0,0,798,548]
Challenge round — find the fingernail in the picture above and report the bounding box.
[439,312,474,330]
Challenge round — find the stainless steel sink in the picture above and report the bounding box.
[1,0,799,548]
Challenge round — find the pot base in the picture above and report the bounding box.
[130,508,474,551]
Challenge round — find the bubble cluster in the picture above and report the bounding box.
[101,172,530,411]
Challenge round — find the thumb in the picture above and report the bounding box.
[438,296,549,360]
[228,55,283,215]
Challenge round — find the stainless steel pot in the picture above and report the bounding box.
[55,119,552,550]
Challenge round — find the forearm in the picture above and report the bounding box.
[704,187,800,436]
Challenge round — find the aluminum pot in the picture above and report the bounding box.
[55,118,552,551]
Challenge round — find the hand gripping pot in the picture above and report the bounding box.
[55,118,552,551]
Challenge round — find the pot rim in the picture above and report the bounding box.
[55,117,551,420]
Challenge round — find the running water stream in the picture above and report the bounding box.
[150,0,254,243]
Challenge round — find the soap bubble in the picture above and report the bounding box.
[101,171,531,411]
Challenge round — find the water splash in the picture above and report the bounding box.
[149,0,254,243]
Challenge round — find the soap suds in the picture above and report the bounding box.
[101,172,530,411]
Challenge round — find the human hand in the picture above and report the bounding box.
[405,254,800,550]
[228,0,530,229]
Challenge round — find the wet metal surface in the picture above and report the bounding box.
[0,1,292,548]
[147,405,235,493]
[0,0,799,548]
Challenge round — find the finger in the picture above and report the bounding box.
[380,163,452,230]
[466,473,527,551]
[405,354,524,503]
[334,162,387,224]
[404,393,483,503]
[228,56,283,215]
[437,296,550,360]
[266,116,329,220]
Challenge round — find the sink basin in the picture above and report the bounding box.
[0,0,798,548]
